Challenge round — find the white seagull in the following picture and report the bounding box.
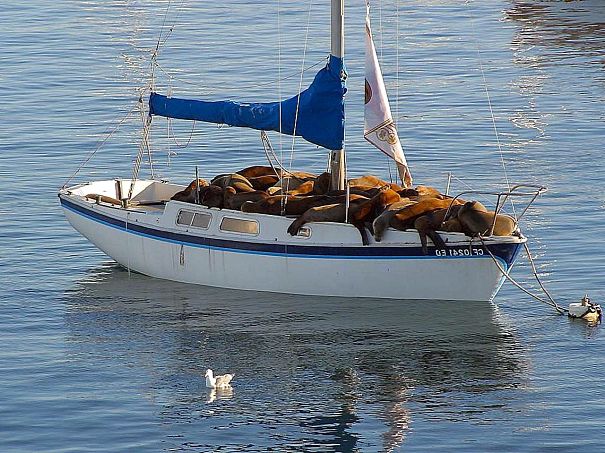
[205,368,234,389]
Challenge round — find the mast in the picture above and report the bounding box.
[329,0,346,191]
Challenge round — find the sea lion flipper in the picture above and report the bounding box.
[352,221,370,246]
[427,230,446,251]
[287,217,305,236]
[418,230,429,255]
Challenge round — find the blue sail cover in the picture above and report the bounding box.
[149,55,346,150]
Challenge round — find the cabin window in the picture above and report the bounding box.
[296,227,311,238]
[192,212,211,229]
[176,210,194,226]
[220,217,259,235]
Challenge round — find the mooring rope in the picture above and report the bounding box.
[479,236,566,314]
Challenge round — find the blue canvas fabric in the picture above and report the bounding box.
[149,55,346,150]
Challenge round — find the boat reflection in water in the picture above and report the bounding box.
[63,263,528,452]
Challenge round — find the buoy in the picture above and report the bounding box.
[568,295,602,324]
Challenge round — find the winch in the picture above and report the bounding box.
[568,295,602,324]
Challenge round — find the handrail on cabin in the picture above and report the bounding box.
[444,184,547,236]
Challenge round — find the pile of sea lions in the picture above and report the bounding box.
[171,165,518,252]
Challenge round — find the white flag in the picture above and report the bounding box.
[364,3,412,188]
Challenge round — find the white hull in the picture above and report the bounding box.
[59,180,524,302]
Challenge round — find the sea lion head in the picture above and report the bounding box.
[459,200,488,216]
[199,185,224,208]
[313,172,331,195]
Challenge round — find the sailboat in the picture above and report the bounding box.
[59,1,545,302]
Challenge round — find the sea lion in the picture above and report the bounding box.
[415,185,443,198]
[281,170,317,180]
[390,197,462,232]
[348,175,389,188]
[311,172,331,195]
[223,187,269,210]
[170,178,210,203]
[286,197,373,245]
[397,188,420,198]
[236,165,277,179]
[372,199,417,242]
[440,217,464,233]
[413,205,463,254]
[198,185,225,208]
[285,180,315,196]
[457,201,517,237]
[241,194,349,216]
[348,187,401,226]
[270,174,316,194]
[248,175,280,191]
[211,174,255,192]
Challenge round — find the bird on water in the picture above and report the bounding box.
[205,369,234,389]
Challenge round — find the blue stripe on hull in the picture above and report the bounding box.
[60,197,521,266]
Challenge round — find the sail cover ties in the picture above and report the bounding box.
[149,55,346,151]
[363,3,412,187]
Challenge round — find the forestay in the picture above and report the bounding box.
[149,55,347,151]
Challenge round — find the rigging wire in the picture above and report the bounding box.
[376,0,393,183]
[282,0,315,214]
[277,0,283,199]
[158,0,187,50]
[395,0,401,186]
[465,0,517,218]
[61,103,139,189]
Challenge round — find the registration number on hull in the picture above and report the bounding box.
[434,248,484,257]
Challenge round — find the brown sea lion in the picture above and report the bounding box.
[186,178,209,191]
[390,197,462,232]
[281,170,317,180]
[388,182,404,192]
[311,172,331,195]
[398,188,420,198]
[248,175,280,191]
[241,194,346,216]
[285,180,315,196]
[170,178,210,203]
[440,217,464,233]
[223,187,269,211]
[413,205,463,254]
[270,173,317,194]
[457,201,517,237]
[348,187,401,226]
[415,185,442,198]
[198,185,225,208]
[348,175,389,188]
[287,196,373,245]
[211,174,255,192]
[236,165,277,179]
[372,199,417,242]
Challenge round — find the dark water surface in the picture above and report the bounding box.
[1,1,604,451]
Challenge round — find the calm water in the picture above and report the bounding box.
[1,1,605,451]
